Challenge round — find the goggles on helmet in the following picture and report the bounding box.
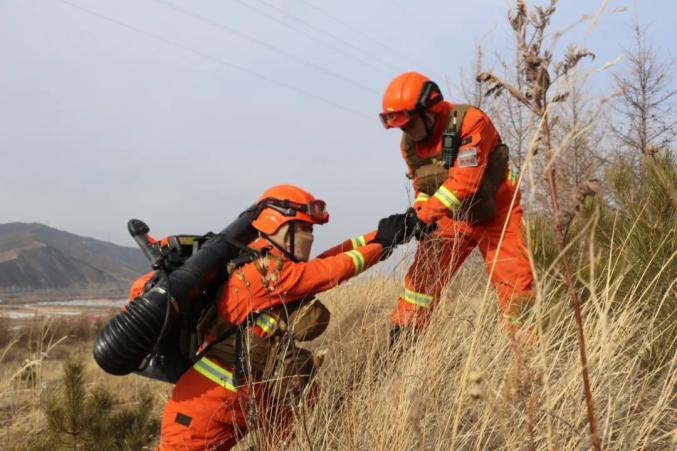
[379,109,415,129]
[259,198,329,224]
[380,80,443,129]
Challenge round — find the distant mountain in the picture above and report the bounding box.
[0,222,148,302]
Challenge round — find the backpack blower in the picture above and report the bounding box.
[92,204,260,383]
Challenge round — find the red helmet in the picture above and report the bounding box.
[380,72,443,129]
[252,184,329,235]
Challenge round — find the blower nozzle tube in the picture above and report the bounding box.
[93,205,259,376]
[93,284,171,375]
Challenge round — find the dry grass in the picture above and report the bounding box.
[0,314,171,450]
[0,236,674,450]
[228,221,675,451]
[284,259,675,450]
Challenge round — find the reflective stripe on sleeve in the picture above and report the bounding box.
[344,250,366,275]
[350,235,367,249]
[402,288,434,308]
[255,312,278,335]
[508,167,518,187]
[415,192,430,203]
[193,357,237,392]
[433,185,461,211]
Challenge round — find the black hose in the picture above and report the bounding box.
[93,284,171,375]
[93,204,260,376]
[167,206,259,310]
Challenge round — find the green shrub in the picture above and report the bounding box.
[26,358,159,450]
[591,154,676,369]
[526,152,676,370]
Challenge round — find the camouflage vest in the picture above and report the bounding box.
[201,254,329,401]
[402,104,509,224]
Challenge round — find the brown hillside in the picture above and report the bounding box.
[0,222,148,301]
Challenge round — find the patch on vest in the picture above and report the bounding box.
[175,412,192,427]
[457,147,478,167]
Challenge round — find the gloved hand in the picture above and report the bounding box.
[404,207,437,240]
[370,213,406,259]
[413,198,437,225]
[371,210,435,260]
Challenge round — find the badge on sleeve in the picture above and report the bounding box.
[457,147,478,167]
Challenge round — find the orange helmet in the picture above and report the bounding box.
[380,72,443,129]
[252,184,329,235]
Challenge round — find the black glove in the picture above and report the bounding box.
[370,213,406,259]
[371,210,438,260]
[403,207,437,240]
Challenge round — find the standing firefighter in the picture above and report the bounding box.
[159,184,412,450]
[379,71,534,345]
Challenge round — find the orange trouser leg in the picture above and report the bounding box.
[476,204,534,332]
[159,366,297,451]
[391,225,476,330]
[159,367,252,451]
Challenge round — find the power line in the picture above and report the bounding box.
[55,0,372,119]
[151,0,380,95]
[296,0,431,71]
[232,0,391,75]
[251,0,400,73]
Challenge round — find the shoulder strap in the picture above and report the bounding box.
[401,134,424,178]
[227,245,265,274]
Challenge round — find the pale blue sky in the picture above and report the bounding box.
[1,0,675,252]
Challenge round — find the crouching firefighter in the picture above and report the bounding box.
[157,184,416,450]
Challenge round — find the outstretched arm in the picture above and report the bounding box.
[269,241,383,301]
[315,230,377,258]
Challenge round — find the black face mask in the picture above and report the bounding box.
[421,112,436,143]
[408,111,436,143]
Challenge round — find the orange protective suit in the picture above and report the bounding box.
[127,271,154,300]
[158,234,382,450]
[391,101,534,332]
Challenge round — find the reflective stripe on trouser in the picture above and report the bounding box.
[391,233,474,330]
[500,292,534,326]
[401,288,434,308]
[391,204,533,331]
[343,250,366,275]
[193,356,237,392]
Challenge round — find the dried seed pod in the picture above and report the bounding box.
[468,384,483,400]
[312,349,328,368]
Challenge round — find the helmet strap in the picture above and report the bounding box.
[288,224,296,260]
[261,228,299,263]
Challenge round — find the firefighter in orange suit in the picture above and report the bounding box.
[379,72,534,344]
[158,184,410,450]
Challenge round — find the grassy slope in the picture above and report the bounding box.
[292,272,675,450]
[0,244,674,450]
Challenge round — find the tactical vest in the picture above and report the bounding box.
[402,104,509,224]
[200,254,330,401]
